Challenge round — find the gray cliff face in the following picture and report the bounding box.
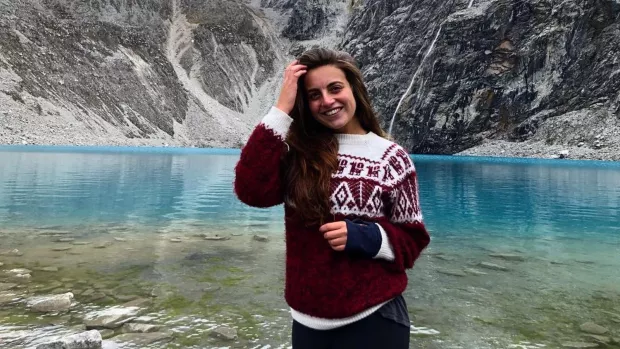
[0,0,286,147]
[342,0,620,157]
[0,0,618,159]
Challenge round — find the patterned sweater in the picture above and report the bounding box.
[234,107,430,326]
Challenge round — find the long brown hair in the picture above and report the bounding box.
[283,47,386,226]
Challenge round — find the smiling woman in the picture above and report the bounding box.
[233,47,431,349]
[304,65,362,134]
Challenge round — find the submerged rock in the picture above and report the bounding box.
[579,321,608,335]
[584,335,611,344]
[111,331,173,345]
[0,292,22,305]
[561,342,599,348]
[463,268,487,276]
[93,242,113,249]
[37,267,60,272]
[253,234,269,242]
[0,282,17,291]
[121,323,161,333]
[488,253,525,262]
[28,292,74,312]
[0,249,23,256]
[478,262,509,271]
[84,306,140,329]
[204,234,231,241]
[36,330,102,349]
[6,268,32,275]
[437,269,467,277]
[120,298,151,308]
[98,329,115,339]
[210,325,238,341]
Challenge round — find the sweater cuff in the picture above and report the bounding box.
[373,223,395,261]
[261,107,293,139]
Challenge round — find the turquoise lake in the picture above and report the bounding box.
[0,146,619,349]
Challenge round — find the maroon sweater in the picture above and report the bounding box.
[234,107,430,319]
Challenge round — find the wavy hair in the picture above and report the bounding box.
[283,47,386,226]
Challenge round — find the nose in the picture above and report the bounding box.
[321,93,335,106]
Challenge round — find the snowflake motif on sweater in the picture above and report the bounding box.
[234,107,430,321]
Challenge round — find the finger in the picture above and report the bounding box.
[286,65,307,74]
[319,222,345,233]
[328,237,347,247]
[332,244,346,252]
[323,228,347,240]
[293,70,307,77]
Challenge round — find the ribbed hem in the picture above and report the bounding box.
[334,132,376,145]
[290,300,389,330]
[261,106,293,138]
[373,223,395,261]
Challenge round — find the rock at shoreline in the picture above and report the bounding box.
[204,234,230,241]
[0,249,23,256]
[209,325,238,341]
[121,323,161,333]
[110,332,173,345]
[0,282,18,291]
[0,292,22,305]
[37,267,60,272]
[253,234,269,242]
[28,292,74,312]
[36,330,102,349]
[84,306,140,329]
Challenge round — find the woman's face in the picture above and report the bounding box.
[303,65,363,134]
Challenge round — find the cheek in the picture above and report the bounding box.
[308,101,321,115]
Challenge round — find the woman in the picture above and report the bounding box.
[234,48,430,348]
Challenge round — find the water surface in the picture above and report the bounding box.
[1,146,619,348]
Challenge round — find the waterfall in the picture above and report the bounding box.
[388,24,443,136]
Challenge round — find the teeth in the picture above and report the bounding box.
[325,108,341,116]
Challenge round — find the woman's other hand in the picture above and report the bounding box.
[320,221,348,251]
[275,60,307,115]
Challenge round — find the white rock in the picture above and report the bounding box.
[36,330,102,349]
[28,292,74,312]
[84,306,140,329]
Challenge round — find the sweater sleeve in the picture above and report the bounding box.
[233,107,293,208]
[376,148,430,272]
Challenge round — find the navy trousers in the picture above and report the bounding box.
[292,312,410,349]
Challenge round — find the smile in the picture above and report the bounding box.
[322,107,342,117]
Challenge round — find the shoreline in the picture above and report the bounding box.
[1,139,619,163]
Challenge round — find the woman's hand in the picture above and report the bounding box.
[275,60,307,115]
[320,221,348,251]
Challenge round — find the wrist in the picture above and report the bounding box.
[274,104,292,115]
[344,219,382,258]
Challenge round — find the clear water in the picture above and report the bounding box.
[0,146,619,349]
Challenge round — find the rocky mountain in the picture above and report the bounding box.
[0,0,619,159]
[342,0,620,160]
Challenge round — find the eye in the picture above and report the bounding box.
[330,85,343,93]
[308,92,320,100]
